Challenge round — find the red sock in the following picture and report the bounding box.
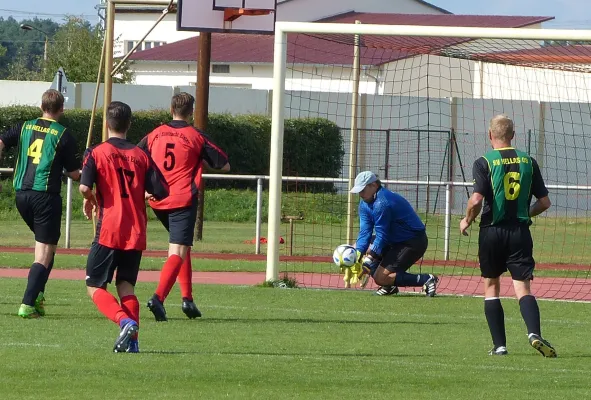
[178,249,193,301]
[121,295,140,339]
[154,254,183,302]
[92,289,128,325]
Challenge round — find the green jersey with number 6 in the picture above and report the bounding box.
[13,118,69,193]
[473,146,548,227]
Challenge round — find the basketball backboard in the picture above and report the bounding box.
[177,0,277,35]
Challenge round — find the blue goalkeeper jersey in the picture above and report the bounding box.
[355,187,426,257]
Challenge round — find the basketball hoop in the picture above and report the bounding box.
[223,8,272,22]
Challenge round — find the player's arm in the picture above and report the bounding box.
[60,131,81,181]
[368,200,391,260]
[144,156,169,201]
[79,148,98,219]
[199,132,230,172]
[0,123,24,160]
[529,158,551,217]
[355,202,373,255]
[461,157,488,235]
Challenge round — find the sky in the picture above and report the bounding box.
[0,0,589,28]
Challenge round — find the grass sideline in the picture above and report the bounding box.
[0,279,589,399]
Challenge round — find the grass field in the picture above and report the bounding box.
[0,279,589,399]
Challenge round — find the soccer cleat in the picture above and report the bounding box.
[528,334,557,358]
[374,286,400,296]
[488,346,508,356]
[127,339,140,353]
[423,274,439,297]
[35,292,46,317]
[113,319,139,353]
[147,295,168,322]
[181,298,202,319]
[18,304,40,319]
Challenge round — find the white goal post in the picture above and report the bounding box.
[266,21,591,282]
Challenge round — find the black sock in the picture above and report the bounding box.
[40,254,55,294]
[393,272,431,287]
[22,263,48,306]
[519,295,541,336]
[484,298,506,348]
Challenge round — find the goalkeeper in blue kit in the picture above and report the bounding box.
[351,171,438,296]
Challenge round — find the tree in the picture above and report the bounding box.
[5,49,43,81]
[0,17,59,78]
[42,17,134,83]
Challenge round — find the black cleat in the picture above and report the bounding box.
[423,274,439,297]
[147,295,168,322]
[181,298,202,319]
[529,334,557,358]
[374,286,400,296]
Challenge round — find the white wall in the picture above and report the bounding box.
[0,81,52,107]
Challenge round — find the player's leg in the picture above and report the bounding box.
[479,226,508,355]
[16,192,60,318]
[116,250,142,353]
[85,243,136,352]
[147,208,176,321]
[509,225,556,358]
[175,200,201,318]
[373,232,435,296]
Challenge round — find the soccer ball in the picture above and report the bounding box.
[332,244,358,268]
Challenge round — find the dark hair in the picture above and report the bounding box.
[106,101,132,134]
[171,92,194,118]
[41,89,64,114]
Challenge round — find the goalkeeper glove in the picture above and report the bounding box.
[361,254,380,276]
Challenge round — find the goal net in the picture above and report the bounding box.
[266,22,591,301]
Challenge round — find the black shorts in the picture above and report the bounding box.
[15,190,62,245]
[152,199,198,246]
[85,242,142,288]
[478,224,535,281]
[379,231,428,274]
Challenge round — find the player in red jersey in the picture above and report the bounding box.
[139,92,229,322]
[79,101,169,352]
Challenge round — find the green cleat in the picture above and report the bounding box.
[35,292,46,317]
[18,304,40,319]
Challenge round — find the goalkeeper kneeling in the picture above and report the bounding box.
[350,171,438,296]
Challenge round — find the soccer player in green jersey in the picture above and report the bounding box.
[0,89,80,318]
[460,114,556,357]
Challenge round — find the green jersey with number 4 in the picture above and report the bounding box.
[13,118,67,193]
[482,147,533,225]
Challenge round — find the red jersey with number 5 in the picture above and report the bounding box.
[81,138,169,250]
[138,121,228,210]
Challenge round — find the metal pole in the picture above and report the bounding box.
[65,178,72,249]
[266,30,288,282]
[346,20,362,245]
[255,178,263,255]
[194,32,211,242]
[102,0,115,142]
[444,183,451,261]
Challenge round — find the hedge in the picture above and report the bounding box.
[0,106,344,191]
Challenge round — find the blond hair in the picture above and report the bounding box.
[489,114,514,141]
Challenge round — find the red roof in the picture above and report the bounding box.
[129,12,554,65]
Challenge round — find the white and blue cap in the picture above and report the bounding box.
[350,171,378,193]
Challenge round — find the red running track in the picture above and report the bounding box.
[0,268,589,302]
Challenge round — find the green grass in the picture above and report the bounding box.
[0,279,589,399]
